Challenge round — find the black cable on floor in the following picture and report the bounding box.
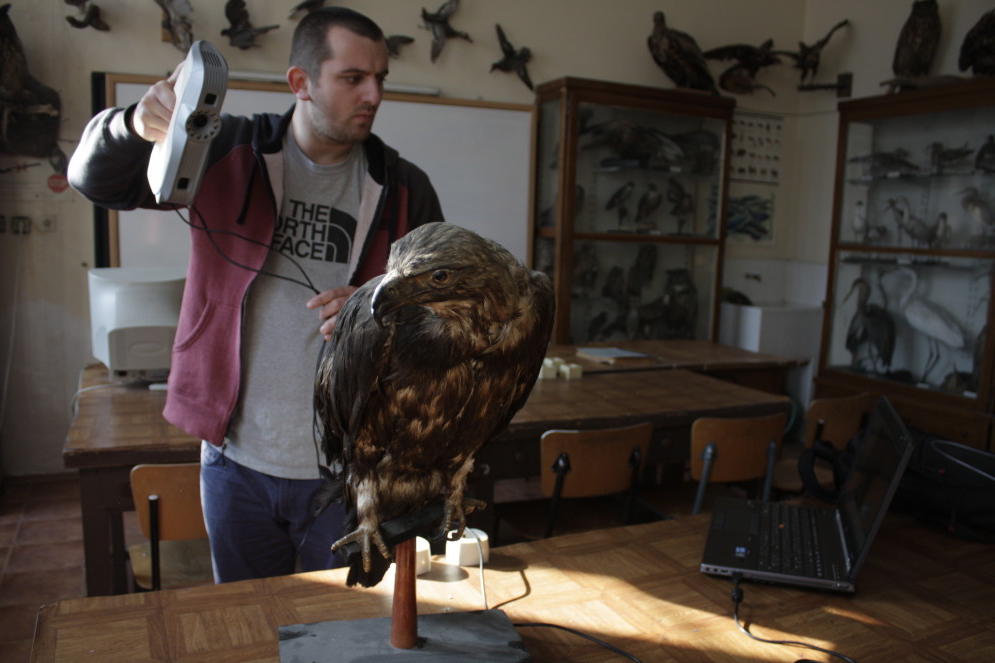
[731,575,858,663]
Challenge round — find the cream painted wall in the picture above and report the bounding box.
[0,0,990,475]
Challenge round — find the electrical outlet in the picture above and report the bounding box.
[11,215,30,234]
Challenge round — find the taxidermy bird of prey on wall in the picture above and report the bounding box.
[959,9,995,77]
[647,11,717,94]
[421,0,472,63]
[153,0,193,52]
[893,0,941,78]
[777,18,849,84]
[704,39,780,95]
[222,0,278,49]
[0,3,65,173]
[64,1,110,31]
[314,222,555,587]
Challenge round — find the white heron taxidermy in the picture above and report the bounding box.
[890,266,965,381]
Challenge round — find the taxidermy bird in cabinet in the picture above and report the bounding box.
[844,277,895,374]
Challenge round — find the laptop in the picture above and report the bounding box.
[699,395,914,593]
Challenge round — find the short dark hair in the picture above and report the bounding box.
[290,7,385,79]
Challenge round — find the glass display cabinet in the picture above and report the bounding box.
[533,77,735,345]
[817,78,995,449]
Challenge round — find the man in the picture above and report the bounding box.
[68,7,444,582]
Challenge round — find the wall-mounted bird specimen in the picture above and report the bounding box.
[288,0,323,20]
[975,135,995,173]
[490,24,533,90]
[421,0,471,63]
[65,0,110,31]
[777,19,849,85]
[0,4,65,173]
[847,148,919,178]
[647,11,717,94]
[844,277,895,374]
[605,180,635,227]
[153,0,194,52]
[314,222,553,588]
[386,34,414,58]
[704,39,780,96]
[959,9,995,77]
[222,0,278,50]
[892,0,941,80]
[928,141,973,175]
[888,266,965,383]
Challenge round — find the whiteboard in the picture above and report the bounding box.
[102,74,535,268]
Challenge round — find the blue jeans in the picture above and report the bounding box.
[199,441,346,583]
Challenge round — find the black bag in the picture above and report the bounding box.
[799,427,995,542]
[891,435,995,543]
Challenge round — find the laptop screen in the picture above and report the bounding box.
[836,396,914,575]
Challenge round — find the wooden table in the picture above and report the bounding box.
[31,512,995,663]
[64,345,793,597]
[548,339,807,393]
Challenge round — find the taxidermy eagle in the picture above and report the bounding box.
[314,222,554,587]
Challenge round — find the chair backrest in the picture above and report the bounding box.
[804,392,874,451]
[689,411,787,483]
[130,463,207,541]
[539,422,653,499]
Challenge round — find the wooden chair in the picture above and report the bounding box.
[128,463,214,591]
[771,392,874,495]
[494,422,666,542]
[689,411,787,514]
[539,422,659,538]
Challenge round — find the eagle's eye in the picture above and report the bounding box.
[431,269,451,285]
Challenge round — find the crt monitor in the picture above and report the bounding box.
[88,267,186,382]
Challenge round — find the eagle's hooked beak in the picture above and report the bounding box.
[371,276,405,326]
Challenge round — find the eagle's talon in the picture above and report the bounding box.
[331,527,391,573]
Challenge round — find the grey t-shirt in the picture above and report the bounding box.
[224,134,371,478]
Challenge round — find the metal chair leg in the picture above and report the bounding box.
[544,452,571,538]
[762,438,777,503]
[692,443,716,515]
[149,494,161,591]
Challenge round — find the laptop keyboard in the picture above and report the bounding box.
[756,502,825,578]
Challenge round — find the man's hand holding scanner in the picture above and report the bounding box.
[133,64,183,143]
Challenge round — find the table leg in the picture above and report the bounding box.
[77,467,134,596]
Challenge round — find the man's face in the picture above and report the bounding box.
[304,26,389,147]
